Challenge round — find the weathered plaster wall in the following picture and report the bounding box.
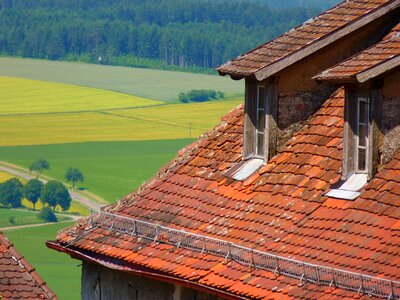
[82,262,223,300]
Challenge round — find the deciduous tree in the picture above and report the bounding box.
[29,158,50,178]
[41,180,71,211]
[65,167,84,189]
[0,178,23,208]
[24,179,43,210]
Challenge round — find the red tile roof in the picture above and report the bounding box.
[314,22,400,82]
[217,0,399,80]
[0,232,57,300]
[51,87,400,299]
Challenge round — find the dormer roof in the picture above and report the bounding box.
[217,0,400,81]
[314,22,400,82]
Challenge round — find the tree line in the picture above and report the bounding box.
[0,177,71,211]
[0,158,84,211]
[0,0,337,71]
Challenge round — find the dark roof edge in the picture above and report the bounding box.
[254,0,400,81]
[46,240,248,300]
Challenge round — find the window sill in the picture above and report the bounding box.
[325,173,368,200]
[224,158,264,181]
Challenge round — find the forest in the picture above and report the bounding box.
[0,0,339,72]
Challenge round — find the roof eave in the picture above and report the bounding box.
[356,54,400,83]
[313,74,358,84]
[46,240,248,300]
[252,0,400,82]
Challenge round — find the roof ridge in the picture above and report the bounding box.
[218,0,400,79]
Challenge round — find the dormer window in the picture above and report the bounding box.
[225,79,278,181]
[242,79,278,161]
[342,90,376,179]
[328,88,381,200]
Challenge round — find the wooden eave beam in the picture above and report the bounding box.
[314,76,358,84]
[356,54,400,83]
[253,0,400,82]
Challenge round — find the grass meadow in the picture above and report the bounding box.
[0,139,192,202]
[0,57,243,101]
[0,208,71,227]
[4,222,80,300]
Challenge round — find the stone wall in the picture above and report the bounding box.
[381,97,400,164]
[275,88,336,149]
[82,262,224,300]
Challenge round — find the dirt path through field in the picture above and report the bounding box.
[0,162,104,211]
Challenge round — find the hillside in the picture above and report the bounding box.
[0,58,243,100]
[0,0,340,71]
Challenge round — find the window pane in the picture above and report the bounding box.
[358,125,366,147]
[258,87,265,109]
[257,109,265,131]
[257,133,264,156]
[359,99,367,124]
[358,148,366,171]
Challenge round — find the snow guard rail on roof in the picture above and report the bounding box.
[86,211,400,299]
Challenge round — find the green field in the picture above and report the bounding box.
[0,58,243,101]
[0,139,192,202]
[4,222,80,300]
[0,208,71,227]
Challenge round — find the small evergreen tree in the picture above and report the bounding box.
[24,179,43,210]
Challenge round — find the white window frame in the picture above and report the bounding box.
[355,96,370,174]
[254,84,266,159]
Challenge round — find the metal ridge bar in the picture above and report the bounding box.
[87,211,399,299]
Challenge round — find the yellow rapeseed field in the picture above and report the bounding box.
[0,171,14,182]
[0,77,242,146]
[0,76,161,115]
